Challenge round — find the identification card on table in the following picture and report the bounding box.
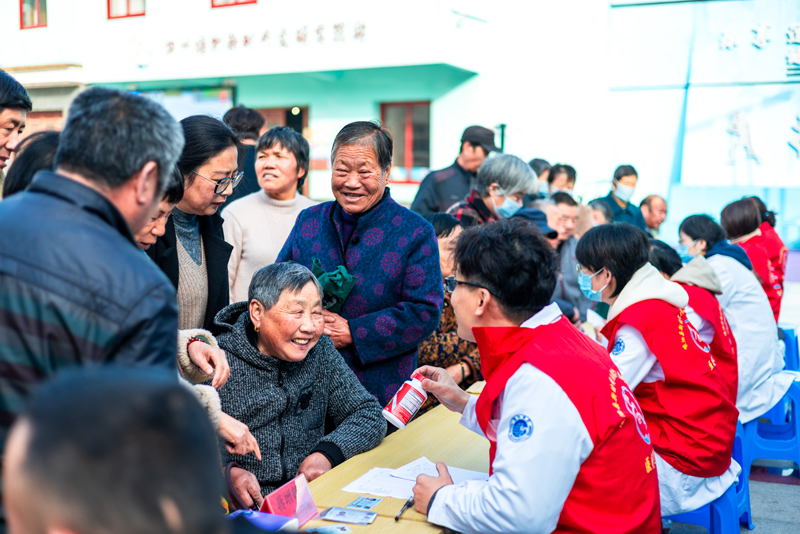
[320,507,377,525]
[305,525,353,534]
[346,496,382,511]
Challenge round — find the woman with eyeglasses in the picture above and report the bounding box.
[147,115,241,333]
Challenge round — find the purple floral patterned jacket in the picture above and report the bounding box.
[277,190,444,405]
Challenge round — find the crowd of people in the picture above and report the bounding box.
[0,67,795,534]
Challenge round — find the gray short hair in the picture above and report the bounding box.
[588,200,614,223]
[54,87,184,193]
[474,154,536,197]
[248,263,324,310]
[330,121,393,173]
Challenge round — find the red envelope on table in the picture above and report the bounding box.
[260,473,318,527]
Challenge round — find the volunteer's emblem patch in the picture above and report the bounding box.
[621,386,651,445]
[689,326,711,353]
[509,414,533,442]
[612,338,625,356]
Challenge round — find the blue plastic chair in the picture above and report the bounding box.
[778,325,799,372]
[742,382,800,480]
[665,482,740,534]
[665,421,753,531]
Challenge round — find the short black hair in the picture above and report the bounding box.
[331,121,393,173]
[720,198,761,239]
[575,223,650,298]
[163,165,184,204]
[551,191,578,208]
[679,214,727,252]
[222,106,265,142]
[748,196,776,227]
[614,164,638,181]
[19,367,225,534]
[648,239,683,278]
[0,69,32,112]
[179,115,240,184]
[426,213,461,239]
[528,158,550,177]
[547,163,576,185]
[255,126,310,191]
[2,131,59,198]
[455,218,558,323]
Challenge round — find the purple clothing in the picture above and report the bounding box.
[277,189,444,405]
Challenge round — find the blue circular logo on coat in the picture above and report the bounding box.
[509,414,533,442]
[612,338,625,356]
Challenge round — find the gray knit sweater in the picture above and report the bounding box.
[215,302,387,494]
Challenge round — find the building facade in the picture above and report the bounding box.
[3,0,800,244]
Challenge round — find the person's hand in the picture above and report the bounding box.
[572,308,580,324]
[322,311,353,349]
[188,341,231,388]
[218,413,261,460]
[413,365,470,414]
[445,363,467,385]
[413,462,453,515]
[296,452,332,482]
[230,467,264,509]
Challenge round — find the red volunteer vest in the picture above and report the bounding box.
[760,221,787,281]
[601,300,737,478]
[679,283,738,404]
[738,234,781,321]
[474,318,661,534]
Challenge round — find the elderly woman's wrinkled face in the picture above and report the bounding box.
[249,281,324,362]
[178,146,238,216]
[331,144,389,216]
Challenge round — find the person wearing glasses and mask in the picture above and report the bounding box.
[148,116,241,334]
[590,165,647,232]
[446,154,536,228]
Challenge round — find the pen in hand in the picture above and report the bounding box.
[395,496,414,521]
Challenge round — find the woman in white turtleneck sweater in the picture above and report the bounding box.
[223,127,318,303]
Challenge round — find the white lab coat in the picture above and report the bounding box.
[427,304,595,534]
[607,264,739,516]
[706,254,794,423]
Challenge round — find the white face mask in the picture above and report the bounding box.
[613,180,635,202]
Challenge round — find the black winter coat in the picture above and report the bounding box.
[0,172,179,447]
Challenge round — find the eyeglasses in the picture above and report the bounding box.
[444,276,497,295]
[191,170,244,195]
[576,264,604,277]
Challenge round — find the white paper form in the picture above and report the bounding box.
[341,468,415,499]
[390,457,490,485]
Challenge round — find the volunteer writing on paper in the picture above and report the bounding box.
[412,219,661,534]
[577,223,739,516]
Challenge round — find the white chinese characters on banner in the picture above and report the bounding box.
[727,111,761,165]
[751,23,771,49]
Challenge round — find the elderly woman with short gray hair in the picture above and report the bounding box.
[446,153,537,227]
[214,262,386,507]
[277,121,443,407]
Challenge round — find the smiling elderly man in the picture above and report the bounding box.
[213,262,387,509]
